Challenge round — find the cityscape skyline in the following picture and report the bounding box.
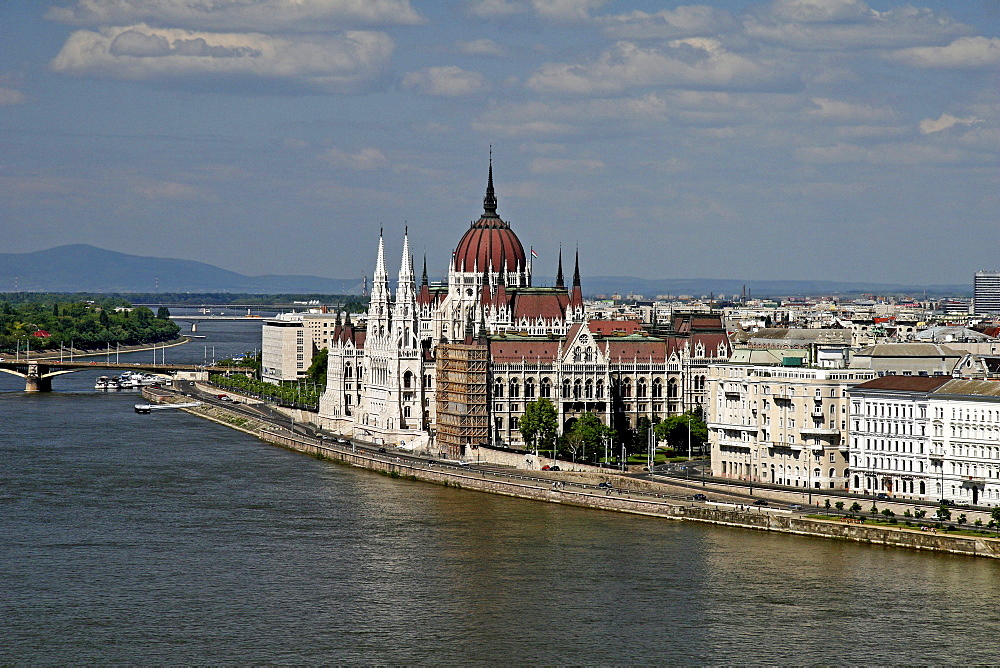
[1,1,998,285]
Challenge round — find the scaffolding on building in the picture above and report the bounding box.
[435,342,489,458]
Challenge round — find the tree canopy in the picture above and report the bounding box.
[0,299,180,352]
[519,398,558,453]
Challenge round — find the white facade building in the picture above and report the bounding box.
[849,376,1000,507]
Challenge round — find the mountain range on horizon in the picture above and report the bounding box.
[0,244,972,299]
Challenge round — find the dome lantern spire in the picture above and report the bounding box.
[483,147,498,218]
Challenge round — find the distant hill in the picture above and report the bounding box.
[0,244,972,298]
[0,245,361,294]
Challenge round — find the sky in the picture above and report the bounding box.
[1,0,998,288]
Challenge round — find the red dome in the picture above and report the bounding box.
[454,217,526,273]
[453,160,526,273]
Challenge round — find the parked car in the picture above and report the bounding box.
[550,465,560,471]
[753,499,769,506]
[789,504,802,510]
[597,482,613,490]
[378,447,387,453]
[875,493,889,500]
[693,493,708,501]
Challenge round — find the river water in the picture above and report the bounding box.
[3,318,1000,664]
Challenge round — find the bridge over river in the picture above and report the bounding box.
[0,359,254,392]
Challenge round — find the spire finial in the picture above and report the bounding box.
[573,245,581,288]
[484,148,497,217]
[556,245,564,288]
[421,253,428,287]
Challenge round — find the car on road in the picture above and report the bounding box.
[789,504,802,510]
[875,493,889,500]
[597,482,613,490]
[693,493,708,501]
[939,499,956,506]
[378,447,387,453]
[753,499,769,506]
[550,465,560,471]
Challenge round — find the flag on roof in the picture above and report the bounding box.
[530,248,538,258]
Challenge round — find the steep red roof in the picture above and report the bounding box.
[489,340,560,362]
[853,375,951,392]
[511,291,570,321]
[606,339,668,362]
[588,320,646,336]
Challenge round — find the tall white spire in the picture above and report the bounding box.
[393,227,418,350]
[369,228,391,338]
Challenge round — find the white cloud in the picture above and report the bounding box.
[46,0,423,31]
[531,0,606,21]
[528,157,605,174]
[919,113,982,135]
[50,24,394,93]
[526,38,796,94]
[764,0,873,23]
[467,0,605,21]
[891,37,1000,69]
[745,3,973,50]
[458,39,507,58]
[320,146,389,170]
[0,86,25,106]
[807,97,894,122]
[598,5,734,39]
[403,66,486,96]
[795,141,973,165]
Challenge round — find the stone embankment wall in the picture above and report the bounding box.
[258,428,1000,560]
[149,388,1000,560]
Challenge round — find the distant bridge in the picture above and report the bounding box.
[0,359,254,392]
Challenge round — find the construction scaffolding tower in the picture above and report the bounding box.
[435,341,489,459]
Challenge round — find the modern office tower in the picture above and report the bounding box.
[974,271,1000,314]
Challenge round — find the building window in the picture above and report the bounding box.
[541,378,552,398]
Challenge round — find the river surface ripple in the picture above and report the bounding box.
[2,320,999,664]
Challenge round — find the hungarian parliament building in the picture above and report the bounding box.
[316,163,731,455]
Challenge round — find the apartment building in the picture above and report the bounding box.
[708,350,875,491]
[849,376,1000,507]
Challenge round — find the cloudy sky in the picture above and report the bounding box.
[1,0,998,287]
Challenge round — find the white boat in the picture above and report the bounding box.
[95,376,110,390]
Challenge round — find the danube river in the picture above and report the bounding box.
[3,318,1000,664]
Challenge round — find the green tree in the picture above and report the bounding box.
[157,306,171,319]
[835,501,845,511]
[571,412,613,463]
[849,502,862,514]
[306,347,328,387]
[936,504,952,522]
[653,411,707,455]
[636,416,652,456]
[991,507,1000,535]
[519,398,558,454]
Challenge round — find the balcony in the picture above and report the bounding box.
[800,425,839,435]
[811,407,825,418]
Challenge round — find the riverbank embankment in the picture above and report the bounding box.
[145,387,1000,560]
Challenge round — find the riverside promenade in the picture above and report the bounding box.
[144,386,1000,560]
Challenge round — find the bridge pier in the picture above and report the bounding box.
[25,375,52,392]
